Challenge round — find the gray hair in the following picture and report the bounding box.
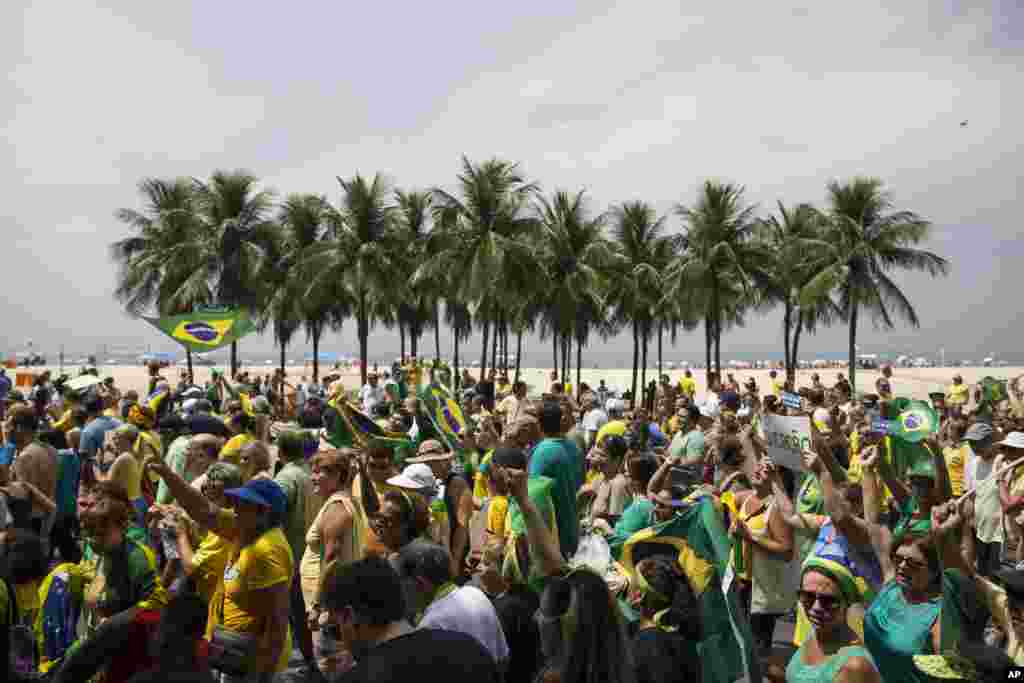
[205,462,242,490]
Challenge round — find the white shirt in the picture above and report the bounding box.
[582,408,609,438]
[360,383,386,414]
[419,585,509,664]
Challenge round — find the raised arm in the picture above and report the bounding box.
[647,453,680,499]
[146,460,235,542]
[496,465,563,578]
[770,454,820,534]
[860,447,895,582]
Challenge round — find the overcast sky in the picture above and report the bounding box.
[3,1,1021,361]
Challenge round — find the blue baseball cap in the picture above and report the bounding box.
[224,478,287,520]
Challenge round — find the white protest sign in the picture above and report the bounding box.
[761,413,812,471]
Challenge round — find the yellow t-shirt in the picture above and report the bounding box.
[771,380,784,398]
[947,383,969,406]
[487,495,509,540]
[219,433,255,466]
[846,432,894,509]
[473,451,495,501]
[209,509,294,673]
[595,420,627,446]
[191,531,230,602]
[678,377,696,398]
[944,443,971,497]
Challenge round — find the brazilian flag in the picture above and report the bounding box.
[418,382,467,450]
[619,498,760,683]
[325,398,413,464]
[142,308,256,353]
[889,400,939,443]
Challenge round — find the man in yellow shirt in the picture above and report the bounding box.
[942,418,970,497]
[769,369,784,398]
[677,370,697,401]
[947,374,970,408]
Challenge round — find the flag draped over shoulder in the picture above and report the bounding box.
[325,397,413,463]
[141,308,256,353]
[618,498,760,683]
[417,382,467,450]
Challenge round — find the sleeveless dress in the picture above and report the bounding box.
[786,643,875,682]
[863,580,940,683]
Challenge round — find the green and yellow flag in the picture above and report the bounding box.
[142,308,256,353]
[619,498,760,683]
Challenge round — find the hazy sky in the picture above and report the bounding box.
[3,1,1021,361]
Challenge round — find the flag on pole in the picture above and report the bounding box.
[141,309,257,353]
[889,400,939,443]
[325,398,413,463]
[418,382,467,450]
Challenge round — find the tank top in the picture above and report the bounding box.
[785,643,875,682]
[299,493,368,608]
[740,495,791,614]
[863,580,940,683]
[3,490,34,530]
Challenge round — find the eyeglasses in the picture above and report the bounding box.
[797,590,843,612]
[893,553,928,572]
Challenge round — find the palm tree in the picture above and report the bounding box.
[274,194,342,384]
[424,156,540,381]
[535,190,613,400]
[753,202,838,383]
[805,178,950,392]
[304,173,398,386]
[111,177,208,376]
[608,201,675,402]
[670,180,760,381]
[191,170,278,375]
[394,189,437,362]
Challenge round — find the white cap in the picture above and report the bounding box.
[998,432,1024,450]
[606,398,625,414]
[387,463,437,494]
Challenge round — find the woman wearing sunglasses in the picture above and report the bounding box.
[860,446,947,682]
[786,559,880,682]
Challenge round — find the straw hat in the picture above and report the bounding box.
[406,439,452,463]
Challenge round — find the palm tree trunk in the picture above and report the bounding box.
[453,328,460,393]
[359,294,369,386]
[479,315,490,382]
[230,341,238,377]
[412,322,420,359]
[434,303,441,364]
[312,323,322,385]
[641,325,649,412]
[400,323,406,364]
[576,335,583,402]
[552,331,559,381]
[279,343,287,414]
[514,330,523,385]
[848,304,858,394]
[658,321,663,379]
[631,320,639,403]
[186,350,194,381]
[562,335,570,387]
[783,302,792,383]
[714,312,722,378]
[793,315,805,384]
[491,310,499,376]
[705,316,712,384]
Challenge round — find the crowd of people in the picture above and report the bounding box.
[2,360,1024,682]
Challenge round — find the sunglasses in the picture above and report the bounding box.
[893,553,929,572]
[797,590,843,612]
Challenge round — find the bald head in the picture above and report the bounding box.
[239,441,272,480]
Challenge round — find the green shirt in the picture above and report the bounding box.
[275,461,312,565]
[156,435,192,505]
